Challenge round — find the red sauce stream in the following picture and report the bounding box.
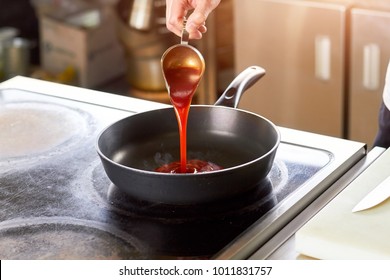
[155,66,223,174]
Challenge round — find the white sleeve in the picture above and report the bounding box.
[384,60,390,110]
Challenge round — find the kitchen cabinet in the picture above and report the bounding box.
[235,0,348,138]
[234,0,390,144]
[348,8,390,146]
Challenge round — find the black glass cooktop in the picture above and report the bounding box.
[0,89,331,259]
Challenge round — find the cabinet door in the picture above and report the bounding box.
[348,8,390,147]
[234,0,347,137]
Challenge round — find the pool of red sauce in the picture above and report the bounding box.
[155,159,223,174]
[156,66,222,174]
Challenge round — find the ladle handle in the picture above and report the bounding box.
[181,19,189,45]
[214,66,266,108]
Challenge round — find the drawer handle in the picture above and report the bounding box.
[315,35,331,81]
[363,43,380,91]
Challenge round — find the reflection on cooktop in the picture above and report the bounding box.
[0,217,146,260]
[0,101,93,169]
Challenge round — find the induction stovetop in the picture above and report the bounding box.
[0,83,366,259]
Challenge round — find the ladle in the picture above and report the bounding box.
[161,19,205,85]
[160,20,206,173]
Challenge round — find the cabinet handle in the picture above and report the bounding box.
[315,35,331,81]
[363,44,380,91]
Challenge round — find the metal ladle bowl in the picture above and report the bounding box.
[160,20,205,87]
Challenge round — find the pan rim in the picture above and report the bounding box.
[96,105,281,177]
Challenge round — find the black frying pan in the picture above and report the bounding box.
[96,66,280,205]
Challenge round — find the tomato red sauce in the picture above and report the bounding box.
[155,159,223,174]
[156,65,223,173]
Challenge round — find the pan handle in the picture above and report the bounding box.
[214,66,266,108]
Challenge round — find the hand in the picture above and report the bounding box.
[166,0,221,39]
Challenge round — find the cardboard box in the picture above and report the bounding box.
[39,9,125,88]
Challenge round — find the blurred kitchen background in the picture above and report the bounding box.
[1,0,390,147]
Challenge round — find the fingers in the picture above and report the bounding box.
[186,21,207,40]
